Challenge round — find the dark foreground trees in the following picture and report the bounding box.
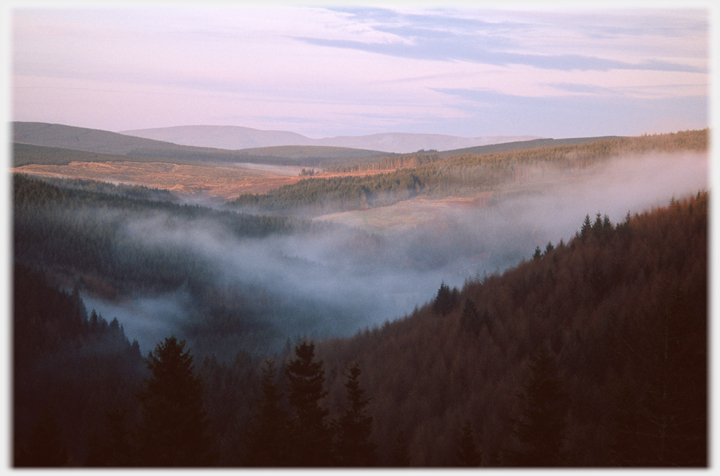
[244,360,292,466]
[135,336,214,466]
[333,361,377,466]
[284,340,335,466]
[244,341,377,466]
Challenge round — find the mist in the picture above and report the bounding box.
[81,151,707,358]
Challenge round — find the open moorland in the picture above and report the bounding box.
[12,160,399,202]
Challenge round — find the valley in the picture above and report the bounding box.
[11,124,709,467]
[11,6,709,468]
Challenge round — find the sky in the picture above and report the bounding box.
[6,3,714,139]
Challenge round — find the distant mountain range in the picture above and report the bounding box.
[120,125,539,154]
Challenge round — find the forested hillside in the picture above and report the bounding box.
[12,174,331,355]
[231,129,708,215]
[13,174,309,288]
[316,192,707,466]
[13,263,146,465]
[14,190,707,466]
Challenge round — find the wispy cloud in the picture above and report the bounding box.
[11,6,709,137]
[295,36,704,72]
[293,7,707,73]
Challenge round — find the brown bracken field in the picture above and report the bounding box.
[13,161,395,201]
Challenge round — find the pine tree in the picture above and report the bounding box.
[433,281,458,316]
[245,360,292,466]
[456,419,482,467]
[333,361,377,466]
[284,340,334,466]
[533,246,542,260]
[510,344,567,466]
[580,214,592,238]
[135,336,214,466]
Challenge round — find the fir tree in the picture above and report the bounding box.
[285,340,334,466]
[580,214,592,238]
[135,336,214,466]
[245,360,292,466]
[533,246,542,260]
[433,281,458,316]
[333,361,377,466]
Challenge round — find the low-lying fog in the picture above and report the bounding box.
[83,151,707,358]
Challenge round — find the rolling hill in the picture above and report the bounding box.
[121,124,538,153]
[437,136,624,157]
[12,122,388,167]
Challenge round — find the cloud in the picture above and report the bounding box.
[11,7,709,137]
[294,37,704,73]
[293,7,707,73]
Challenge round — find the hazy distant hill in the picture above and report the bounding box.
[13,121,231,158]
[121,125,314,150]
[12,122,387,166]
[121,125,538,153]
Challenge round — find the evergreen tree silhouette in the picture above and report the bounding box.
[433,281,458,316]
[245,360,292,466]
[284,340,334,466]
[135,336,213,466]
[333,361,377,466]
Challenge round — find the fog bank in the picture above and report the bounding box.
[83,151,707,358]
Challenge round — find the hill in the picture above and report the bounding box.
[12,143,143,167]
[14,187,705,466]
[120,124,314,149]
[316,192,707,466]
[13,121,208,157]
[12,122,387,167]
[231,129,708,215]
[313,132,539,153]
[121,124,538,153]
[437,135,623,157]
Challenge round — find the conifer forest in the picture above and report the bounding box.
[11,127,709,467]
